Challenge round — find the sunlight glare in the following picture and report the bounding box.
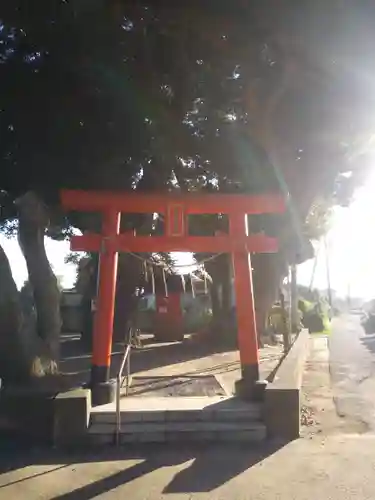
[298,167,375,300]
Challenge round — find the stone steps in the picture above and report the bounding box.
[88,396,266,445]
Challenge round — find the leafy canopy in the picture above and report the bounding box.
[0,0,374,234]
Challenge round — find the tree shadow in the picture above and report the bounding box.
[48,455,180,500]
[0,441,287,498]
[163,441,285,494]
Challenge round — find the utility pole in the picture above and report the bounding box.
[309,243,320,292]
[324,235,332,308]
[290,263,299,333]
[347,281,351,310]
[280,288,291,353]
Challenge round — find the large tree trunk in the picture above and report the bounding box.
[220,255,233,314]
[0,242,57,384]
[209,281,221,323]
[79,256,98,349]
[205,254,232,322]
[0,243,35,382]
[16,192,61,366]
[113,254,143,341]
[205,254,236,345]
[252,253,286,342]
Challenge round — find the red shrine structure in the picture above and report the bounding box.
[153,274,186,342]
[61,190,286,404]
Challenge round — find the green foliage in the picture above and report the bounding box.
[0,0,374,306]
[298,294,331,334]
[64,252,86,267]
[304,199,334,241]
[0,218,18,238]
[1,1,374,220]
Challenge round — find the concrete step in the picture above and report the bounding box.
[90,396,263,425]
[88,396,266,445]
[88,421,267,445]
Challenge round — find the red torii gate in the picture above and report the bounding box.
[61,190,286,404]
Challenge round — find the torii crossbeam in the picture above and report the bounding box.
[61,190,286,405]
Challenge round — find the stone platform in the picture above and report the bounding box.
[48,332,286,445]
[89,395,266,445]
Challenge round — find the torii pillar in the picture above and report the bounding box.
[90,210,120,396]
[230,212,261,397]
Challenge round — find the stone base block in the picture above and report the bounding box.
[54,388,91,447]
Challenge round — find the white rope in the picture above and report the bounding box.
[126,248,223,271]
[162,267,168,297]
[190,273,195,298]
[151,265,155,295]
[96,236,221,285]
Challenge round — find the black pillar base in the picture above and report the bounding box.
[235,364,268,402]
[91,380,116,407]
[90,365,116,406]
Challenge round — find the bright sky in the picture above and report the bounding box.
[0,236,77,290]
[298,169,375,299]
[2,172,375,298]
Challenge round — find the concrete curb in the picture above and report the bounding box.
[264,329,310,440]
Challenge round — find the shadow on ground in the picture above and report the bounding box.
[60,332,239,387]
[0,441,287,498]
[360,333,375,354]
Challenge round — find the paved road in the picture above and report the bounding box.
[3,436,375,499]
[330,314,375,431]
[4,316,375,499]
